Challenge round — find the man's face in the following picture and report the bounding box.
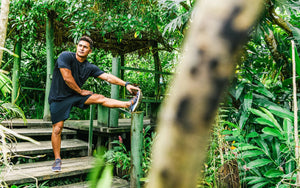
[76,40,92,58]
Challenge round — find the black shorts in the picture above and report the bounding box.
[50,95,91,124]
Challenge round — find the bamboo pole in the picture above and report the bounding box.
[292,40,300,185]
[130,112,144,188]
[88,105,95,156]
[43,11,55,121]
[12,40,21,103]
[110,56,120,127]
[146,0,264,187]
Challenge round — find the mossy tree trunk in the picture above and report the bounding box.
[11,40,21,103]
[0,0,10,66]
[43,10,55,121]
[146,0,264,187]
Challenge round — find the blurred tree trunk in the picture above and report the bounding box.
[0,0,10,67]
[146,0,264,187]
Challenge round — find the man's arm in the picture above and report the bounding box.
[98,73,140,94]
[60,68,93,96]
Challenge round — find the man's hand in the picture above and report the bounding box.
[126,84,140,94]
[79,89,93,96]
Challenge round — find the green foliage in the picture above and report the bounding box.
[104,125,155,179]
[88,148,113,188]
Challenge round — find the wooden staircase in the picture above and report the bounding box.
[1,119,130,187]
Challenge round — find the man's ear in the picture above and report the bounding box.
[89,49,92,54]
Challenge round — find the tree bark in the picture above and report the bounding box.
[43,11,55,121]
[146,0,264,187]
[0,0,10,67]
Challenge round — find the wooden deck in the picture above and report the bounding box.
[13,139,88,155]
[2,118,156,133]
[0,119,138,187]
[12,127,76,137]
[3,156,94,185]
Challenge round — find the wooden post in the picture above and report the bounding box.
[43,11,55,121]
[152,41,161,99]
[120,55,126,118]
[109,56,120,127]
[130,111,144,188]
[88,105,95,156]
[11,40,21,103]
[97,104,109,127]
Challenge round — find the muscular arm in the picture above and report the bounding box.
[60,68,93,96]
[98,73,140,94]
[98,73,125,86]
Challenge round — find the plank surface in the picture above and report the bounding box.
[64,119,154,133]
[11,128,76,136]
[2,119,52,127]
[50,177,130,188]
[2,156,94,185]
[11,139,88,155]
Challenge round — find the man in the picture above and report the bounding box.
[48,36,141,171]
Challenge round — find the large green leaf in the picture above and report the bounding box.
[0,70,12,96]
[246,158,272,168]
[253,85,275,100]
[264,169,284,178]
[239,150,264,158]
[254,138,271,157]
[246,131,259,138]
[239,111,250,129]
[254,98,294,121]
[250,107,282,132]
[260,107,283,131]
[283,118,293,142]
[250,181,269,188]
[233,143,260,152]
[248,177,268,185]
[262,127,284,140]
[244,92,253,110]
[254,118,277,128]
[268,106,294,121]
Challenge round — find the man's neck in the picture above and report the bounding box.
[76,54,87,63]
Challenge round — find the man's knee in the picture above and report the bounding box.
[53,122,64,135]
[86,94,106,105]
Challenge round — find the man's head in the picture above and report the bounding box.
[79,36,93,49]
[76,36,93,59]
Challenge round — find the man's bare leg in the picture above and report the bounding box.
[52,121,64,160]
[84,94,131,107]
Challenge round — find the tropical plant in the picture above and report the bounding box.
[104,125,156,179]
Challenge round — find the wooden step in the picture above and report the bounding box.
[50,181,89,188]
[11,127,77,137]
[2,156,94,185]
[50,177,130,188]
[12,139,88,155]
[2,119,52,127]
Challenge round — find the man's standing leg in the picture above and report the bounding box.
[51,121,64,171]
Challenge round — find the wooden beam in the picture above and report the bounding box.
[121,66,173,75]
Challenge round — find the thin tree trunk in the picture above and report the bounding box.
[292,40,300,185]
[43,11,55,121]
[0,0,10,67]
[146,0,264,187]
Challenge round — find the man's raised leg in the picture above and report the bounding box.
[84,92,142,112]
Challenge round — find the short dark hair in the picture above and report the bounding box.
[79,36,93,49]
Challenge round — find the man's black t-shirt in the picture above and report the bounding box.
[48,51,104,104]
